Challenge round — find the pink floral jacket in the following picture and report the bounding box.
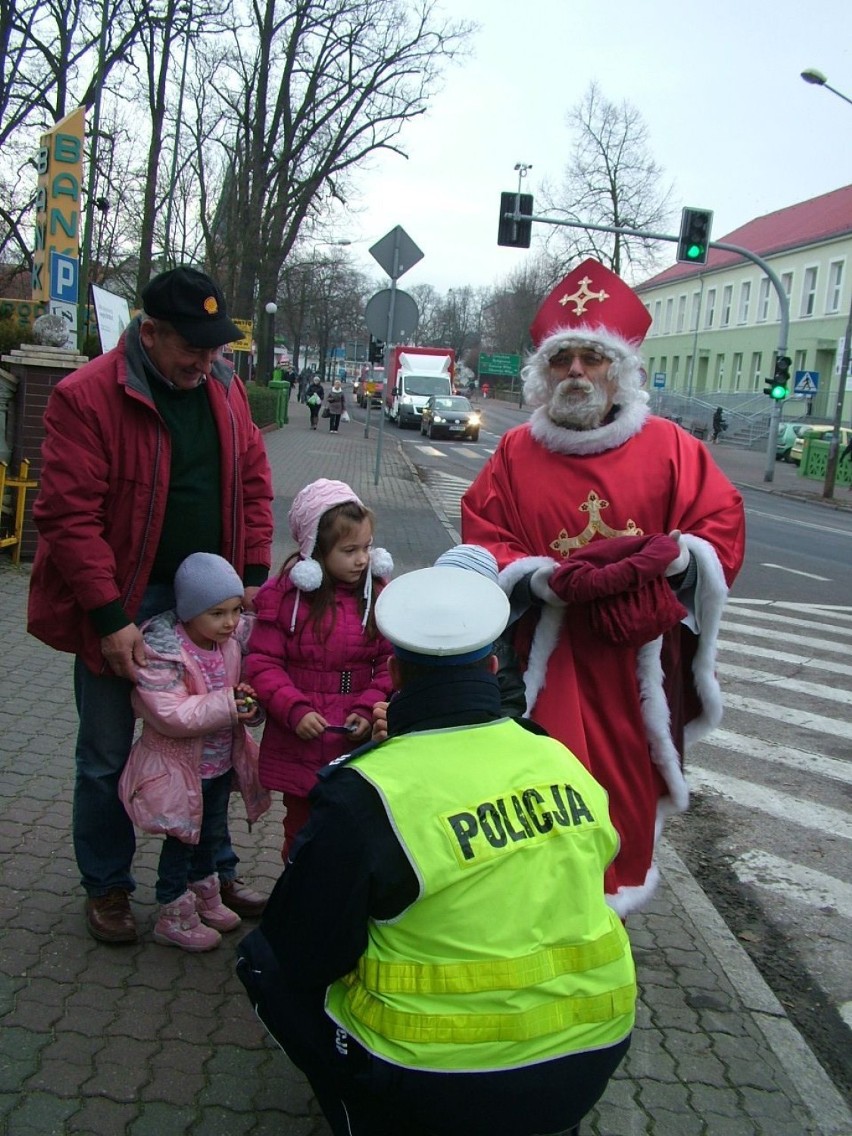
[119,611,270,844]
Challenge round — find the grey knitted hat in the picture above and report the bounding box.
[434,544,499,583]
[174,553,244,622]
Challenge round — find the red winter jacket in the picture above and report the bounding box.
[244,572,394,797]
[27,320,273,673]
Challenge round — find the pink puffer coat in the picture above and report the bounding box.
[244,572,393,796]
[119,611,270,844]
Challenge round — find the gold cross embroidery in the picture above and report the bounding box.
[557,276,610,317]
[549,491,643,556]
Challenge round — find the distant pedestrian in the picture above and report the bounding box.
[712,406,726,443]
[244,480,395,858]
[325,379,346,432]
[119,553,270,952]
[305,377,324,430]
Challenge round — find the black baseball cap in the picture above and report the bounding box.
[141,266,241,348]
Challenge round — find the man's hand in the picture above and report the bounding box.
[371,700,389,742]
[101,625,147,680]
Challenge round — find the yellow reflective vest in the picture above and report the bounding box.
[326,718,636,1071]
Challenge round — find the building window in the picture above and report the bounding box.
[732,352,743,391]
[690,292,701,331]
[738,281,751,324]
[800,267,818,317]
[795,350,807,375]
[705,289,716,328]
[757,278,770,322]
[721,285,733,327]
[672,356,680,385]
[777,272,793,321]
[653,299,662,331]
[675,295,686,333]
[827,261,843,313]
[750,352,762,391]
[659,356,667,380]
[664,297,673,333]
[715,355,725,387]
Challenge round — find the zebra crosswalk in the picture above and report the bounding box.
[694,599,852,1030]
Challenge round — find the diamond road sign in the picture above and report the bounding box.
[793,370,819,395]
[369,226,423,280]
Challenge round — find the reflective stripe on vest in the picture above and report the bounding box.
[342,975,636,1044]
[355,924,627,995]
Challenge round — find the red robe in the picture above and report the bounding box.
[462,408,745,915]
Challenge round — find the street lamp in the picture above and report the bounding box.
[264,301,277,384]
[800,68,852,107]
[800,67,852,497]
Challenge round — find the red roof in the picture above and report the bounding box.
[637,184,852,291]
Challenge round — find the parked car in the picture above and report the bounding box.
[789,425,852,466]
[419,395,481,442]
[776,423,807,462]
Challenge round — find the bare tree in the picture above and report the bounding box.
[195,0,473,379]
[543,81,674,279]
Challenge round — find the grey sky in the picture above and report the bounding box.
[334,0,852,293]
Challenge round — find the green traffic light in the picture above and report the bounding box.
[770,383,788,400]
[686,243,704,260]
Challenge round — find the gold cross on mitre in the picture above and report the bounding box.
[557,276,610,317]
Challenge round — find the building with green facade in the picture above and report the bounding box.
[635,185,852,424]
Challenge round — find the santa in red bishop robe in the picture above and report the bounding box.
[462,259,746,916]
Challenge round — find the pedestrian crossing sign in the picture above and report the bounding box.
[793,370,819,395]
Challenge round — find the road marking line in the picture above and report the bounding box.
[760,562,831,581]
[747,508,852,538]
[722,693,852,740]
[722,610,852,638]
[717,639,852,677]
[717,663,852,705]
[719,621,851,654]
[688,766,852,841]
[726,600,852,619]
[700,727,850,784]
[732,850,852,919]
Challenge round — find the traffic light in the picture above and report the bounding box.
[368,336,385,364]
[676,207,713,265]
[765,355,791,400]
[497,192,533,248]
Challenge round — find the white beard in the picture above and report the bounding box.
[546,378,612,430]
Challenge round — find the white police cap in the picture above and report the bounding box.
[375,566,510,665]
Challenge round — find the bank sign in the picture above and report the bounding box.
[31,106,84,304]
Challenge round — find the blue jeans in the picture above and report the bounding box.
[156,772,232,903]
[72,583,240,896]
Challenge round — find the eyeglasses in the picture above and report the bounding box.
[548,349,609,369]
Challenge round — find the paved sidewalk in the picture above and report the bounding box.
[1,417,850,1135]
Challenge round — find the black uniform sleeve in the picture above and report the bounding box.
[260,770,418,990]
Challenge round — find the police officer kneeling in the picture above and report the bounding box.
[237,566,635,1136]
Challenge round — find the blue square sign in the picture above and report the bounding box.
[49,252,79,303]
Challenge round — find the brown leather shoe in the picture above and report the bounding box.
[219,878,267,918]
[85,889,138,944]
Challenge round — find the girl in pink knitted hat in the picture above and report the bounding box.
[244,479,395,858]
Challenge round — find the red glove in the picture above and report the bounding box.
[548,535,687,649]
[547,534,682,603]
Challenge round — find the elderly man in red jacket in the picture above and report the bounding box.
[28,266,274,944]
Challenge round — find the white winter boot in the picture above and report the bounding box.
[189,873,241,932]
[153,889,221,952]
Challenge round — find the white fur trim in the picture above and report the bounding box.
[290,558,323,592]
[636,638,690,813]
[607,864,661,918]
[529,400,650,457]
[522,605,564,717]
[370,547,394,580]
[681,534,729,748]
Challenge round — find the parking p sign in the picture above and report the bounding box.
[49,252,79,304]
